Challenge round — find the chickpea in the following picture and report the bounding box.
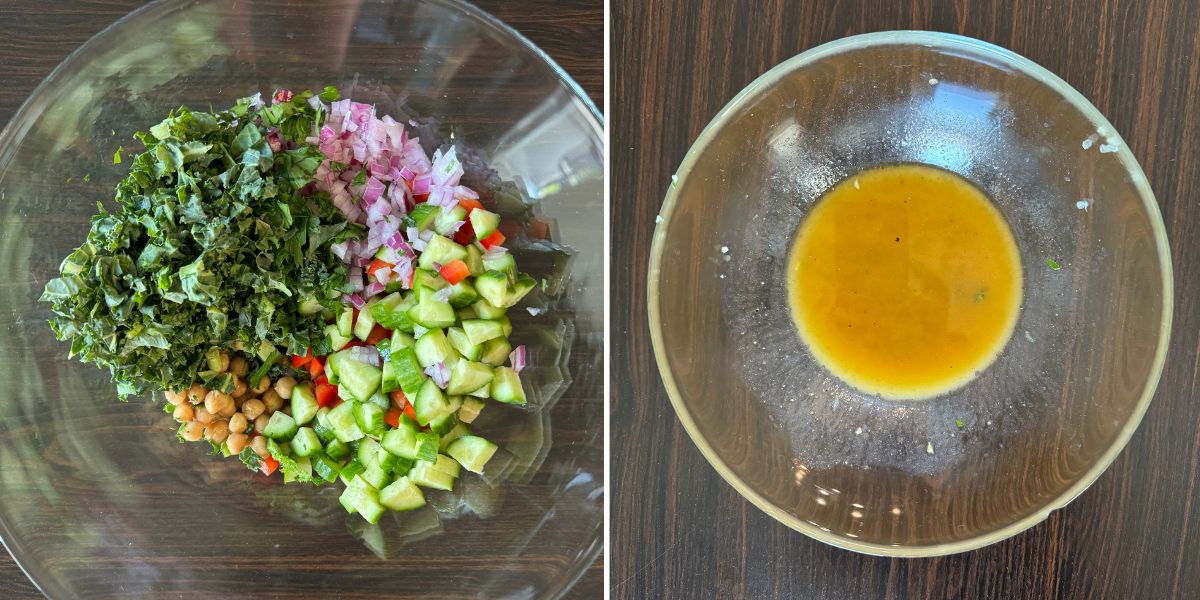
[231,376,248,398]
[262,390,284,413]
[229,413,248,434]
[229,355,249,377]
[274,376,297,400]
[181,420,205,442]
[164,389,186,405]
[213,350,231,373]
[250,435,269,459]
[204,420,230,444]
[172,402,195,422]
[251,374,270,394]
[204,390,234,416]
[226,432,248,454]
[253,413,270,434]
[233,340,246,351]
[241,398,265,420]
[186,383,208,404]
[195,406,215,424]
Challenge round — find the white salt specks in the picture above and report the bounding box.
[1024,330,1035,343]
[1082,137,1095,150]
[1076,199,1090,211]
[855,427,863,435]
[720,245,729,254]
[1099,144,1119,153]
[655,215,663,224]
[928,78,939,85]
[926,442,934,455]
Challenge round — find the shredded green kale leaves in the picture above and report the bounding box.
[41,88,360,398]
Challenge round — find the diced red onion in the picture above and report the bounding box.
[432,261,443,272]
[273,88,294,104]
[509,345,527,373]
[394,260,414,289]
[353,255,372,268]
[375,266,393,284]
[399,166,415,182]
[385,232,406,250]
[424,362,450,389]
[443,220,465,235]
[363,281,386,298]
[349,293,366,309]
[455,185,479,201]
[418,229,435,242]
[331,241,351,263]
[362,177,386,205]
[412,175,431,196]
[347,345,382,367]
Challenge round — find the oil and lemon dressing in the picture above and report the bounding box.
[787,164,1022,400]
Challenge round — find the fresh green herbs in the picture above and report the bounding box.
[1047,258,1061,270]
[956,419,964,429]
[41,89,361,398]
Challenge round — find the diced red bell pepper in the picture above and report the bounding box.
[365,324,390,345]
[385,406,402,429]
[366,258,392,278]
[328,397,344,409]
[415,193,429,203]
[290,350,312,368]
[404,403,418,423]
[314,374,329,387]
[452,220,475,245]
[479,230,506,249]
[307,356,325,380]
[315,382,338,407]
[439,259,470,285]
[458,198,484,213]
[389,390,409,410]
[261,455,280,476]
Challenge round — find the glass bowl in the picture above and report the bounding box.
[0,0,603,597]
[649,31,1172,556]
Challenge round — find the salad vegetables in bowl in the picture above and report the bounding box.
[0,0,602,597]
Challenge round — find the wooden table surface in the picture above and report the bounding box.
[612,0,1200,598]
[0,0,601,598]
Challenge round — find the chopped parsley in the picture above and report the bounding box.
[1047,258,1061,270]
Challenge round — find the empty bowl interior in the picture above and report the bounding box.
[650,31,1171,555]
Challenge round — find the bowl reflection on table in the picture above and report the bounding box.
[0,0,602,597]
[649,31,1171,556]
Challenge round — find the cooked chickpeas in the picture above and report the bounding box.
[251,374,270,394]
[164,389,186,405]
[204,420,230,444]
[172,402,194,422]
[195,406,215,424]
[250,435,269,459]
[204,390,234,416]
[241,398,265,420]
[181,421,205,442]
[231,376,248,398]
[213,350,230,373]
[274,376,297,400]
[262,390,284,413]
[228,413,248,434]
[186,383,208,404]
[253,413,270,434]
[229,356,249,377]
[226,432,248,454]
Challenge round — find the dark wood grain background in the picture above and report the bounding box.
[612,0,1200,598]
[0,1,601,598]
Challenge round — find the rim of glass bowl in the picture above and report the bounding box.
[0,0,603,596]
[647,30,1173,557]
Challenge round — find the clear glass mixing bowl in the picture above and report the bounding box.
[649,31,1172,556]
[0,0,603,596]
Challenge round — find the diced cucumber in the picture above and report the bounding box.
[428,453,462,478]
[439,421,472,450]
[413,378,456,425]
[447,360,494,396]
[410,203,439,230]
[380,477,427,511]
[365,391,390,410]
[291,427,322,457]
[415,431,439,462]
[472,298,506,320]
[498,314,513,337]
[391,330,416,349]
[369,292,414,331]
[434,205,468,236]
[388,347,427,395]
[464,243,484,275]
[325,437,351,461]
[326,323,352,352]
[447,436,498,474]
[447,327,482,361]
[490,366,526,405]
[354,401,387,436]
[381,418,420,460]
[291,382,319,425]
[346,475,387,524]
[409,461,455,491]
[467,384,490,398]
[469,209,500,239]
[413,328,457,368]
[328,349,382,402]
[263,411,298,440]
[327,399,365,442]
[381,357,400,394]
[482,250,516,276]
[417,235,467,270]
[283,456,313,484]
[455,306,478,321]
[480,337,512,367]
[392,457,415,476]
[324,358,338,385]
[337,305,354,338]
[374,444,399,471]
[446,280,478,308]
[462,319,504,346]
[313,420,335,444]
[474,271,510,308]
[507,273,537,307]
[338,460,366,486]
[312,452,341,482]
[353,298,379,341]
[409,285,456,328]
[362,461,392,491]
[358,437,383,466]
[458,397,486,424]
[429,410,460,436]
[412,269,447,292]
